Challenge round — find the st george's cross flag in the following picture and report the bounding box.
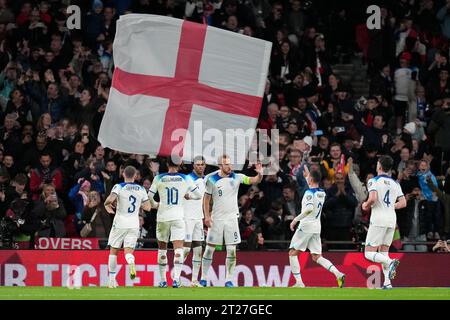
[98,14,272,167]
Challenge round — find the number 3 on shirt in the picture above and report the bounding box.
[383,190,391,207]
[128,195,136,213]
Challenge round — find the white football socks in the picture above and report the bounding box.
[125,253,135,265]
[381,251,391,286]
[225,245,237,282]
[192,246,202,282]
[365,251,392,265]
[316,256,343,278]
[289,255,304,284]
[201,245,215,281]
[173,248,184,282]
[108,255,117,281]
[158,249,168,282]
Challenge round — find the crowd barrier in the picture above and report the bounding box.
[1,250,449,288]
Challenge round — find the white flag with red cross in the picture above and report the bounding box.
[98,14,272,167]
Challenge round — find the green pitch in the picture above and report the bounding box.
[0,287,449,300]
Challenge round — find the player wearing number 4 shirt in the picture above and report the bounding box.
[289,166,346,288]
[104,166,152,288]
[362,155,406,289]
[199,155,263,288]
[148,157,202,288]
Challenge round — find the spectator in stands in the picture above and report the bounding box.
[81,190,112,238]
[323,172,357,249]
[262,200,287,249]
[69,178,93,235]
[33,183,66,237]
[239,208,262,250]
[417,159,441,240]
[30,152,63,201]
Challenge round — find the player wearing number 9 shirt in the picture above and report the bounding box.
[199,155,263,288]
[362,155,407,289]
[104,166,151,288]
[148,157,202,288]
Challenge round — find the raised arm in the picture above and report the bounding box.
[246,163,263,185]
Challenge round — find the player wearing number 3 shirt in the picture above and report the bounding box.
[104,166,152,288]
[148,158,202,288]
[362,155,406,289]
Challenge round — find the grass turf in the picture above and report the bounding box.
[0,287,448,300]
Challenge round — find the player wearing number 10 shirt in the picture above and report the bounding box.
[148,158,202,288]
[104,166,151,288]
[362,155,406,289]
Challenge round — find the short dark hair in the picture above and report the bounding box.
[378,155,394,172]
[123,165,136,179]
[309,169,322,184]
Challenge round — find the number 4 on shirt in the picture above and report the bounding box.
[383,190,390,207]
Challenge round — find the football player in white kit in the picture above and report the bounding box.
[148,157,202,288]
[182,156,207,287]
[289,166,346,288]
[104,166,151,288]
[199,155,263,288]
[362,155,407,289]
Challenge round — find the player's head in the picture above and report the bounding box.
[377,155,394,174]
[123,165,137,181]
[307,169,321,186]
[167,155,182,171]
[218,154,232,175]
[193,155,206,176]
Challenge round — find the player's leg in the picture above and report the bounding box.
[288,249,305,287]
[364,226,393,265]
[123,228,139,280]
[108,247,119,288]
[183,219,193,263]
[380,227,400,285]
[171,220,186,288]
[311,254,345,287]
[107,227,124,288]
[200,220,224,286]
[309,234,346,288]
[223,218,241,287]
[200,243,215,286]
[191,219,204,286]
[156,221,170,287]
[288,229,309,287]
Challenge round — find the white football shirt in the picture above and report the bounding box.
[183,172,205,220]
[111,183,149,229]
[367,175,404,228]
[298,188,326,234]
[205,171,250,221]
[149,173,198,222]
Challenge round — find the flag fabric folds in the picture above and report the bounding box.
[98,14,272,167]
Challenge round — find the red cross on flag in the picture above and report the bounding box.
[98,14,272,167]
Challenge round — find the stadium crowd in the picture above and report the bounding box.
[0,0,449,252]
